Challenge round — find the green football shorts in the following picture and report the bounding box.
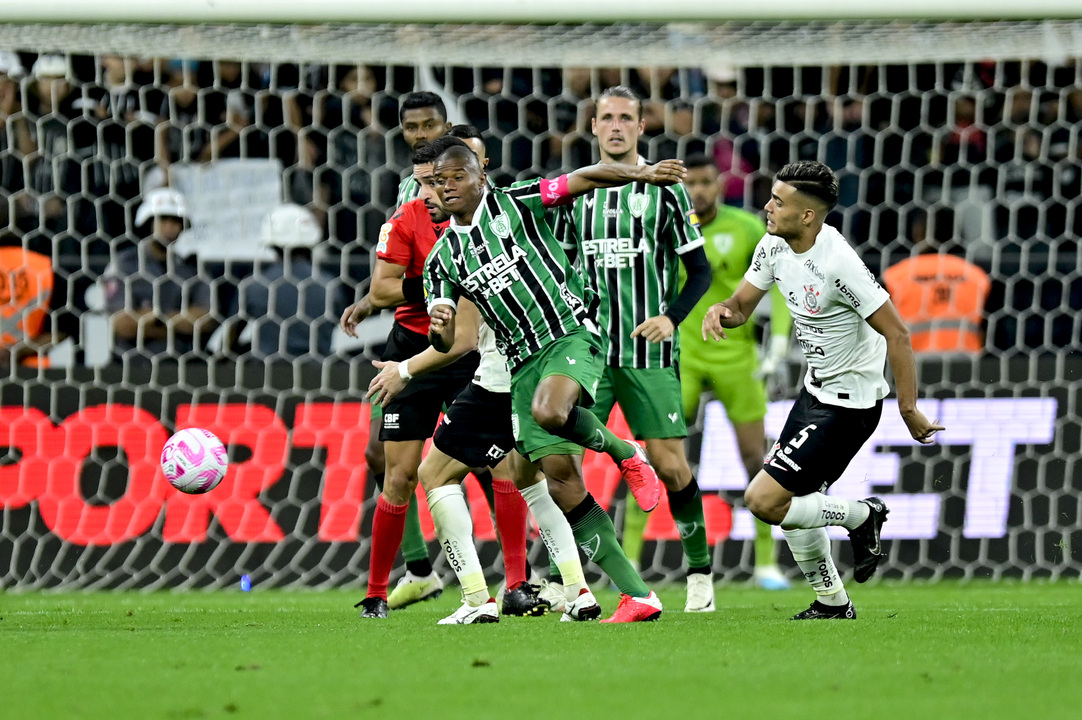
[590,365,687,440]
[680,341,768,425]
[510,328,604,462]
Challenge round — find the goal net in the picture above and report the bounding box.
[0,13,1079,591]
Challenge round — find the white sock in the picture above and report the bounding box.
[427,484,487,605]
[519,481,588,602]
[782,493,870,530]
[783,527,849,606]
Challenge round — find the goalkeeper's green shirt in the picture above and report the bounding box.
[680,204,792,357]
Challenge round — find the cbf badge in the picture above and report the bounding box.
[628,193,649,218]
[489,214,511,238]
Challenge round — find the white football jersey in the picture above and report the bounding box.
[745,224,891,409]
[475,321,511,393]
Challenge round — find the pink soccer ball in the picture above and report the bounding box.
[160,428,229,494]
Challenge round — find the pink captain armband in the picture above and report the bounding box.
[540,174,572,207]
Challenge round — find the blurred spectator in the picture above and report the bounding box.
[703,64,755,207]
[0,52,34,232]
[882,240,991,354]
[994,126,1053,241]
[197,60,262,161]
[22,54,98,242]
[544,66,595,172]
[157,60,208,173]
[0,233,76,368]
[231,203,346,360]
[307,65,388,248]
[95,56,172,237]
[101,188,216,364]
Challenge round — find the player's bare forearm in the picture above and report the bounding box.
[369,277,406,309]
[884,332,919,412]
[867,300,944,443]
[340,295,374,337]
[369,260,409,309]
[718,299,750,328]
[703,279,768,341]
[886,334,944,442]
[867,301,918,411]
[410,342,472,377]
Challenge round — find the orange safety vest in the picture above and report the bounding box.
[0,247,54,367]
[882,254,990,353]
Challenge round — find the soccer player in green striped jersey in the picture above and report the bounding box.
[424,140,687,622]
[395,92,452,207]
[553,86,717,613]
[680,153,793,590]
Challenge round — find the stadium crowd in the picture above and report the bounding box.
[0,52,1079,365]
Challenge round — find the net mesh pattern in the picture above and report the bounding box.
[0,21,1078,590]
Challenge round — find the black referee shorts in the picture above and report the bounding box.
[378,323,480,442]
[433,383,515,469]
[763,387,883,496]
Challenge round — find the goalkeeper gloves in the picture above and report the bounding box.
[757,335,790,378]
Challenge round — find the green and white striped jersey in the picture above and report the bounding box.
[396,174,420,207]
[424,182,595,371]
[554,163,703,368]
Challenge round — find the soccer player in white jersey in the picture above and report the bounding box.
[368,309,603,624]
[702,161,944,619]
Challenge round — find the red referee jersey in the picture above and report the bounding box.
[376,199,450,335]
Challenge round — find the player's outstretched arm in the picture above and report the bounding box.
[564,159,687,197]
[368,300,481,406]
[865,300,945,444]
[702,279,767,341]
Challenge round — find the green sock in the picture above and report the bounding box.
[668,478,711,570]
[554,407,634,462]
[401,495,430,565]
[621,499,649,567]
[474,470,496,514]
[567,494,649,598]
[754,516,777,568]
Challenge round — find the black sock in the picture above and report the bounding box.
[406,558,433,577]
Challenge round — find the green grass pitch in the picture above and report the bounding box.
[2,582,1080,720]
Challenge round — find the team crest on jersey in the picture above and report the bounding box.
[712,232,735,255]
[803,284,821,314]
[628,193,650,218]
[489,214,511,238]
